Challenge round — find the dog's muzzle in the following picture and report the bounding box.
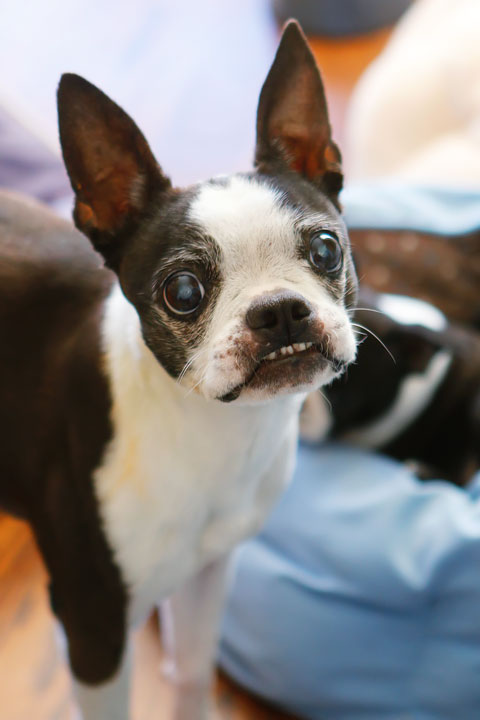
[218,291,348,402]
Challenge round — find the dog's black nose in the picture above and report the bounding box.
[246,291,313,342]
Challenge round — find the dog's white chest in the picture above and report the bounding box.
[95,397,296,623]
[94,286,299,623]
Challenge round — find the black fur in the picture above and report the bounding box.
[326,288,480,485]
[0,193,127,683]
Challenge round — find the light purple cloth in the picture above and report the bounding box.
[0,0,277,187]
[0,105,69,207]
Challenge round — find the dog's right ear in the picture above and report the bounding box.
[255,21,342,199]
[58,74,171,269]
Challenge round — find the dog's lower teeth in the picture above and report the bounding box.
[264,342,316,362]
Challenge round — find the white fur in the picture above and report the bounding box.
[342,349,452,448]
[95,283,303,625]
[187,176,356,400]
[160,554,232,720]
[377,293,447,332]
[88,176,355,718]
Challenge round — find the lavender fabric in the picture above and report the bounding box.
[0,106,70,208]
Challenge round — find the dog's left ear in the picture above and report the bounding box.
[58,73,171,269]
[255,21,342,198]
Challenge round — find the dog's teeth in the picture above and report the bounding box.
[265,343,312,361]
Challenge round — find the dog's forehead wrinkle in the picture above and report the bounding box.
[252,169,342,218]
[189,175,299,264]
[296,212,346,238]
[159,239,220,271]
[189,176,348,281]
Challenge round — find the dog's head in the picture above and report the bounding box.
[57,21,357,403]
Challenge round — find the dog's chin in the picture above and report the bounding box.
[218,351,344,405]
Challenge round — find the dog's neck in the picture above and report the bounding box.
[96,283,303,616]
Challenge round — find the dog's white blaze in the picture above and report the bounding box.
[342,349,452,448]
[189,176,296,263]
[95,284,301,624]
[377,293,447,332]
[188,176,356,400]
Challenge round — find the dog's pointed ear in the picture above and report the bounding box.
[58,73,171,267]
[255,21,342,198]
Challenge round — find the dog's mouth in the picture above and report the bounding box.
[219,341,347,402]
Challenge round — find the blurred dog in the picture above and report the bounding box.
[302,288,480,485]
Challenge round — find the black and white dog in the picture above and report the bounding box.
[0,22,356,720]
[302,287,480,485]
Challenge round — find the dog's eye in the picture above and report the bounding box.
[309,232,343,274]
[163,272,205,315]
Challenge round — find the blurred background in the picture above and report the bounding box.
[0,0,414,190]
[1,0,479,718]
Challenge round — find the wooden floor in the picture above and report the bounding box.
[0,21,391,720]
[309,28,391,157]
[0,513,297,719]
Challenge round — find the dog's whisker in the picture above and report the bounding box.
[183,366,210,398]
[351,322,396,364]
[177,358,196,384]
[354,335,368,346]
[177,352,203,384]
[318,388,333,413]
[354,307,390,317]
[177,346,211,385]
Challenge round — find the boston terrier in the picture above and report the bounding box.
[302,287,480,485]
[0,22,356,720]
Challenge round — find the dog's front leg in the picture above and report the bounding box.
[160,555,231,720]
[72,641,131,720]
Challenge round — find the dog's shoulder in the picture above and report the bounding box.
[0,190,112,298]
[0,191,114,508]
[0,193,127,682]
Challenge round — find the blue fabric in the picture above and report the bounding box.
[342,183,480,235]
[220,445,480,720]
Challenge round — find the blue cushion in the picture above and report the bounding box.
[342,183,480,235]
[220,444,480,719]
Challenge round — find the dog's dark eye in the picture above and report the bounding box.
[309,232,343,274]
[163,272,204,315]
